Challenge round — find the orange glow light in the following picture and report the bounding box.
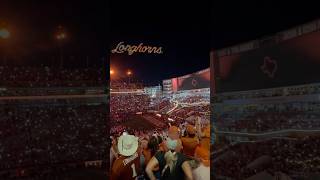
[60,33,66,39]
[56,32,66,40]
[110,69,114,75]
[127,70,132,76]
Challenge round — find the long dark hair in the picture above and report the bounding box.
[148,136,160,156]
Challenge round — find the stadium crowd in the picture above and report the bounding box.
[110,81,211,179]
[110,94,151,125]
[174,94,209,104]
[110,82,144,90]
[216,102,320,132]
[150,98,171,111]
[0,102,107,179]
[0,66,104,88]
[110,123,211,180]
[213,84,320,179]
[215,83,320,102]
[170,106,209,121]
[213,136,320,179]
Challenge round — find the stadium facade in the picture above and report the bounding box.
[143,85,162,98]
[210,19,320,179]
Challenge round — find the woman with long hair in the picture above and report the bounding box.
[143,136,161,180]
[146,126,193,180]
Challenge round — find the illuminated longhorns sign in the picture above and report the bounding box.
[111,41,163,55]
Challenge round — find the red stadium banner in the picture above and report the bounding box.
[170,68,210,92]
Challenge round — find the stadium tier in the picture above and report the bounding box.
[0,66,104,88]
[211,19,320,179]
[110,68,210,134]
[0,66,107,179]
[0,95,108,179]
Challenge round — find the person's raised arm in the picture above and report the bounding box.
[182,161,194,180]
[146,156,159,180]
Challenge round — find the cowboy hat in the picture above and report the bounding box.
[117,134,139,156]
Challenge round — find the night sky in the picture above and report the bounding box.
[111,0,320,85]
[211,1,320,49]
[110,1,210,85]
[1,1,320,77]
[0,0,108,67]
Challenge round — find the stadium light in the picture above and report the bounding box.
[127,70,132,76]
[56,32,66,40]
[55,25,67,41]
[55,26,67,68]
[0,28,10,39]
[126,70,132,84]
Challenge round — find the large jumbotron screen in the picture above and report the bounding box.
[171,68,210,91]
[212,30,320,93]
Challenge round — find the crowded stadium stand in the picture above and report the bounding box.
[0,65,108,179]
[0,66,104,88]
[110,68,210,180]
[211,19,320,180]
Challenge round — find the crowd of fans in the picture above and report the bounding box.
[110,81,211,179]
[170,106,209,120]
[0,63,106,179]
[0,163,106,179]
[174,94,209,104]
[0,66,104,88]
[213,136,320,179]
[215,83,320,102]
[110,114,168,135]
[0,87,105,97]
[215,101,320,132]
[0,101,107,178]
[212,82,320,179]
[150,98,171,111]
[110,82,144,90]
[110,90,210,132]
[110,122,211,180]
[110,94,151,125]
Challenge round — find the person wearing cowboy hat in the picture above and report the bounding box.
[111,134,140,180]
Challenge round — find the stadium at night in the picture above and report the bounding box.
[211,19,320,180]
[4,0,320,179]
[110,40,210,179]
[110,67,210,132]
[0,1,108,179]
